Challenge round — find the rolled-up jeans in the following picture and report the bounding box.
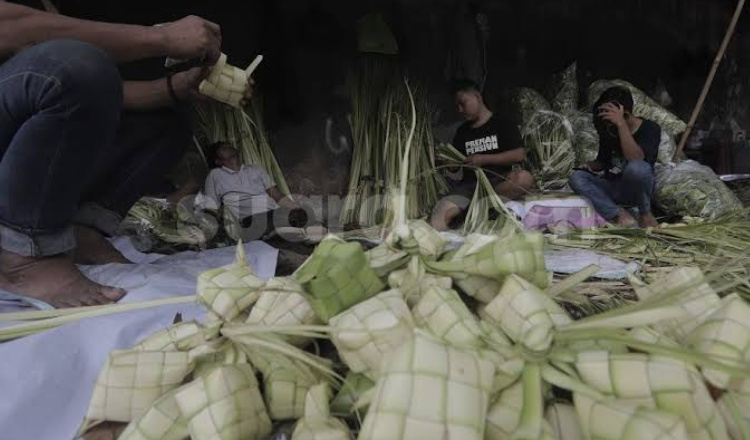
[0,40,190,257]
[568,160,654,221]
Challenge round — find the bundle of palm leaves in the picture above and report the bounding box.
[521,110,577,191]
[436,144,522,235]
[340,57,447,228]
[550,213,750,298]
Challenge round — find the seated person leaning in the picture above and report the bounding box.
[203,143,307,240]
[568,87,661,228]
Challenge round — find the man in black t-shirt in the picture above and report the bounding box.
[569,86,661,228]
[431,80,535,231]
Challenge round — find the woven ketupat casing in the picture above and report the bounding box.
[247,348,324,421]
[87,350,195,423]
[427,233,549,289]
[331,372,376,415]
[118,388,189,440]
[485,381,555,440]
[636,267,721,343]
[400,220,447,260]
[480,274,570,353]
[574,393,689,440]
[292,383,350,440]
[174,364,272,440]
[133,321,207,352]
[197,246,265,322]
[199,53,250,108]
[388,257,452,307]
[330,289,414,379]
[295,238,385,322]
[366,244,409,278]
[190,340,248,378]
[412,285,483,348]
[576,351,729,440]
[358,330,495,440]
[246,277,320,347]
[688,294,750,389]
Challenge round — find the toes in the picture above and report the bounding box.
[100,286,126,302]
[82,294,110,306]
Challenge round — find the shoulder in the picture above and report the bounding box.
[245,165,269,175]
[640,119,662,135]
[207,168,225,179]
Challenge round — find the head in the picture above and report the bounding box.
[212,142,241,171]
[454,80,486,122]
[594,86,635,138]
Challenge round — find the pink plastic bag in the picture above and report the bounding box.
[523,201,608,231]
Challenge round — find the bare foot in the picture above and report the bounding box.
[614,210,637,228]
[74,225,131,265]
[640,213,659,229]
[0,252,126,308]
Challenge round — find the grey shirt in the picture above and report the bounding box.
[204,165,279,219]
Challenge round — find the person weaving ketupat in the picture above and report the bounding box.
[431,80,535,231]
[569,86,661,228]
[0,1,252,307]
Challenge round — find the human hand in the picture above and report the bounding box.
[597,102,627,128]
[463,154,485,167]
[172,66,210,102]
[240,77,255,107]
[159,16,222,65]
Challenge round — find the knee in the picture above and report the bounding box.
[38,40,122,111]
[510,170,535,191]
[623,160,653,181]
[568,170,590,191]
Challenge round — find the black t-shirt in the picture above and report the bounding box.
[596,119,662,172]
[453,114,523,180]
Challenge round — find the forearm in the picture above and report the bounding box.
[0,2,166,62]
[617,125,645,161]
[123,79,176,110]
[481,148,526,167]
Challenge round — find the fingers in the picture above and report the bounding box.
[198,17,222,64]
[204,42,222,65]
[203,18,222,39]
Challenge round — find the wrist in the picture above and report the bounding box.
[146,25,170,58]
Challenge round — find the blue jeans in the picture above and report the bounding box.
[0,40,190,257]
[569,160,654,221]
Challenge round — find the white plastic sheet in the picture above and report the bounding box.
[0,240,278,440]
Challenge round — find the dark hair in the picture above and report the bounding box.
[593,86,634,139]
[452,79,482,95]
[208,141,233,168]
[594,86,634,114]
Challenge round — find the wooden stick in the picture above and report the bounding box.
[674,0,746,161]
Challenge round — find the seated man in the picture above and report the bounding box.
[0,2,230,307]
[569,87,661,228]
[203,143,312,241]
[431,80,535,231]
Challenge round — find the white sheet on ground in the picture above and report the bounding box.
[0,240,278,440]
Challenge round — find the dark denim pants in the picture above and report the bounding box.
[568,160,655,221]
[0,40,190,257]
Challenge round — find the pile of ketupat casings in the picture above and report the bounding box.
[66,80,750,440]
